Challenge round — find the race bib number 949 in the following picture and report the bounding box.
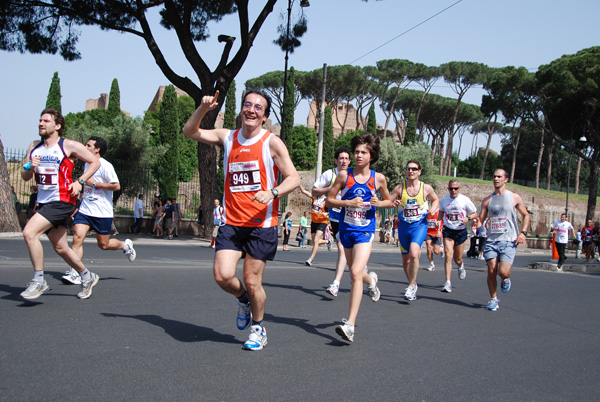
[228,161,261,193]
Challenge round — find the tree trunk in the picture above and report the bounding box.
[575,156,582,194]
[546,136,554,190]
[438,132,446,176]
[535,126,545,188]
[196,107,221,239]
[0,139,22,232]
[510,122,521,183]
[479,130,493,180]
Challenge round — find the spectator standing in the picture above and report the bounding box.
[129,194,144,234]
[282,212,292,251]
[299,211,308,248]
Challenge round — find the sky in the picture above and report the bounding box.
[1,0,599,159]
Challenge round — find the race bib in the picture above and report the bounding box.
[344,202,371,227]
[35,166,58,190]
[490,217,507,234]
[228,160,261,193]
[427,218,438,229]
[447,212,461,222]
[404,204,419,219]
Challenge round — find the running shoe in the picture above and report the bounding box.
[20,280,49,300]
[305,258,312,266]
[237,301,252,330]
[427,262,435,271]
[478,255,485,261]
[368,271,380,302]
[442,281,452,293]
[501,278,511,293]
[458,264,466,280]
[242,325,267,351]
[327,238,332,251]
[404,284,418,301]
[77,273,100,299]
[123,239,136,262]
[486,297,499,311]
[335,319,354,342]
[326,282,339,297]
[61,268,82,285]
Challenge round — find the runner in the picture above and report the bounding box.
[478,169,530,311]
[582,219,594,263]
[390,160,439,301]
[183,89,301,351]
[550,213,575,271]
[425,210,444,272]
[61,136,136,285]
[300,185,329,266]
[326,132,390,343]
[20,108,101,300]
[438,180,478,293]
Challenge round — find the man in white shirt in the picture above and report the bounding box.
[62,136,136,285]
[551,213,575,271]
[438,180,478,293]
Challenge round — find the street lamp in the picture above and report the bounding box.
[280,0,309,145]
[565,131,587,216]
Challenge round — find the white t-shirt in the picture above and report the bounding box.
[552,220,574,244]
[78,158,119,218]
[439,194,477,231]
[313,168,341,222]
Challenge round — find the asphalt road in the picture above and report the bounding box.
[1,234,599,401]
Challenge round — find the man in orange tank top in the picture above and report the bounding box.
[184,89,301,351]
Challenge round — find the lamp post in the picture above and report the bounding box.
[280,0,309,145]
[565,130,587,216]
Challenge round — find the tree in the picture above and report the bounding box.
[0,138,21,232]
[0,0,285,230]
[288,126,317,170]
[322,105,334,170]
[45,72,62,112]
[156,85,179,199]
[367,103,377,133]
[107,78,122,121]
[282,66,296,147]
[404,114,417,145]
[223,80,237,129]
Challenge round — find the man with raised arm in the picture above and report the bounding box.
[183,89,301,351]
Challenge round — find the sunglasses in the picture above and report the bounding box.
[448,187,460,190]
[406,167,419,172]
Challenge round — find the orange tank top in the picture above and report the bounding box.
[311,196,328,224]
[223,129,279,228]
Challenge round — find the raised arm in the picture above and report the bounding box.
[182,90,229,146]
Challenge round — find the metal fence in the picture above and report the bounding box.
[5,148,202,220]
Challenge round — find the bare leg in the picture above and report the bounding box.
[345,242,372,325]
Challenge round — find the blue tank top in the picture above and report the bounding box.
[340,168,377,232]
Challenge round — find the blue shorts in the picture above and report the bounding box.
[73,212,113,235]
[215,224,278,261]
[338,230,374,249]
[397,219,428,255]
[484,240,517,265]
[442,227,468,246]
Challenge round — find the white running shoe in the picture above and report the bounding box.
[326,282,339,297]
[77,273,100,299]
[335,319,354,342]
[305,258,312,266]
[404,284,418,301]
[478,255,485,261]
[368,271,380,302]
[20,280,49,300]
[427,262,435,271]
[242,325,267,351]
[61,268,82,285]
[123,239,136,262]
[458,264,466,280]
[327,238,332,251]
[442,281,452,293]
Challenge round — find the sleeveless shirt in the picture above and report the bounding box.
[31,138,76,205]
[487,190,519,242]
[339,168,377,232]
[397,181,428,224]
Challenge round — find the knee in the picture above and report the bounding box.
[98,242,110,251]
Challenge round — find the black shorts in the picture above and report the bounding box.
[478,237,487,251]
[442,227,468,246]
[36,202,77,230]
[311,222,327,234]
[215,224,278,261]
[330,221,340,237]
[426,235,441,245]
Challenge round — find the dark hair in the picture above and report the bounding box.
[138,194,144,199]
[406,160,421,170]
[88,136,108,157]
[243,89,272,118]
[335,146,351,159]
[40,108,65,136]
[350,132,380,165]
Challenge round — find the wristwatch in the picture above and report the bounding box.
[521,231,527,236]
[78,178,85,186]
[271,188,279,199]
[92,182,96,189]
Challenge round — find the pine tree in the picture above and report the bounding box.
[404,114,417,145]
[282,67,296,146]
[223,80,237,128]
[107,78,122,121]
[367,103,377,134]
[157,85,179,199]
[322,105,335,170]
[45,72,62,112]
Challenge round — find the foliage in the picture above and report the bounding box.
[373,138,401,189]
[367,103,377,133]
[45,72,62,112]
[282,67,296,146]
[288,126,317,170]
[404,114,417,145]
[322,105,334,170]
[223,80,237,129]
[334,130,362,159]
[457,151,504,179]
[374,140,434,191]
[156,85,179,199]
[107,78,122,121]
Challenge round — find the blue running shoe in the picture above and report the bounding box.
[237,301,251,330]
[242,325,267,351]
[486,298,499,311]
[501,278,511,293]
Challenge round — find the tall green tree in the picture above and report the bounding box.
[45,72,62,112]
[322,105,334,170]
[223,80,237,129]
[157,85,179,199]
[404,114,417,145]
[288,126,317,170]
[367,103,377,133]
[107,78,122,121]
[282,67,296,146]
